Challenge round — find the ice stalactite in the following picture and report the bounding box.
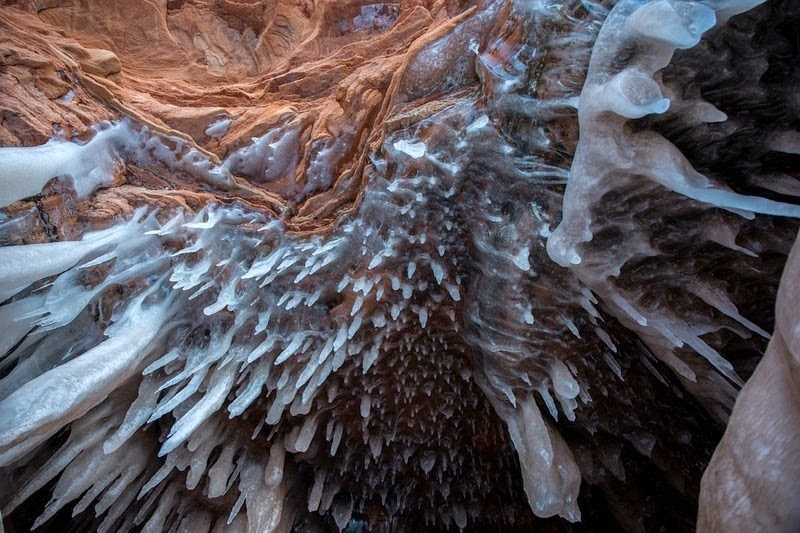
[0,0,798,530]
[546,0,800,420]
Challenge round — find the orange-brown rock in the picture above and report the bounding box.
[0,0,492,231]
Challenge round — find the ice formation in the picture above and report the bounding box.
[0,0,798,531]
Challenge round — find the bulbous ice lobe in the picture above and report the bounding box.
[0,0,798,531]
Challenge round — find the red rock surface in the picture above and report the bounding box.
[0,0,493,231]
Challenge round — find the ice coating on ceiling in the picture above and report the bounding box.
[0,0,799,530]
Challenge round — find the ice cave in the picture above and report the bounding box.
[0,0,798,531]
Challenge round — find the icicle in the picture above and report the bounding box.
[149,369,208,423]
[594,327,618,353]
[603,352,624,380]
[103,375,161,453]
[330,423,344,455]
[421,451,436,474]
[369,435,382,458]
[294,414,320,453]
[609,294,648,326]
[332,494,353,531]
[241,458,286,533]
[362,344,380,374]
[549,360,580,400]
[565,318,581,339]
[493,394,581,522]
[242,248,285,281]
[431,262,444,284]
[348,315,363,340]
[418,307,429,328]
[537,386,559,420]
[445,283,461,302]
[0,228,126,303]
[0,299,172,466]
[275,334,306,365]
[32,429,141,528]
[264,438,286,487]
[3,403,114,514]
[453,504,467,530]
[207,444,237,498]
[160,369,235,456]
[360,395,371,418]
[323,326,344,354]
[308,470,326,512]
[351,296,364,316]
[139,483,178,533]
[689,283,770,339]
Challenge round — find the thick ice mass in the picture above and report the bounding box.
[0,0,797,530]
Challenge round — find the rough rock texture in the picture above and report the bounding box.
[0,0,798,531]
[698,231,800,532]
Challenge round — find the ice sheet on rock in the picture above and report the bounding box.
[0,294,44,358]
[702,0,767,22]
[0,122,135,208]
[224,123,301,186]
[349,4,400,33]
[205,118,232,138]
[393,139,427,159]
[0,119,239,205]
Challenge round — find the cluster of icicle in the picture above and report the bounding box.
[0,109,586,528]
[547,0,800,418]
[1,0,797,530]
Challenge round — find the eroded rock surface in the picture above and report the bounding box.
[698,231,800,532]
[0,0,798,531]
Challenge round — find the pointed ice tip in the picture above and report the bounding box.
[710,0,767,22]
[102,440,117,455]
[156,440,173,457]
[562,505,581,523]
[393,139,426,159]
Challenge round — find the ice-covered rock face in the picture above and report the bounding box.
[0,0,798,530]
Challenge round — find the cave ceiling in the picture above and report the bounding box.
[0,0,798,531]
